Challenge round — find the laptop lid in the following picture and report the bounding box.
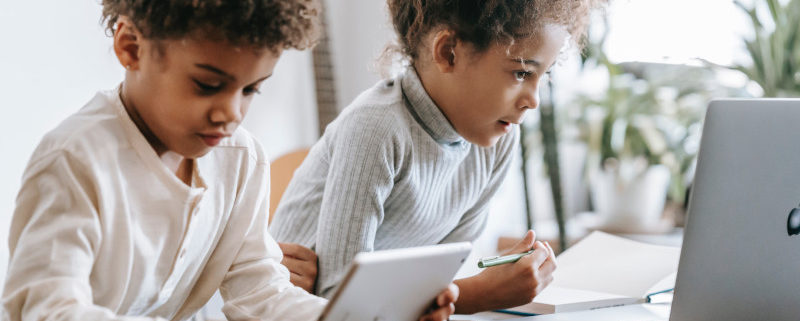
[670,99,800,321]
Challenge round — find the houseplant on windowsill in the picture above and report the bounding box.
[570,58,746,232]
[729,0,800,97]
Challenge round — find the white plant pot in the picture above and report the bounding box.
[590,164,671,232]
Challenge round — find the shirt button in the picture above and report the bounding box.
[179,248,187,258]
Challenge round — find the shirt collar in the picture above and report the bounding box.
[400,67,465,146]
[111,84,207,194]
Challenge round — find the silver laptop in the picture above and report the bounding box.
[670,99,800,321]
[465,99,800,321]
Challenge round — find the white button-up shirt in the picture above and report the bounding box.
[2,88,326,320]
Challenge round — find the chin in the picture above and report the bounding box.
[466,135,501,147]
[187,148,214,159]
[173,145,213,159]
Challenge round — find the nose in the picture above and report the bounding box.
[209,94,244,126]
[517,83,541,110]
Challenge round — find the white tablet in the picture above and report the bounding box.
[318,242,472,321]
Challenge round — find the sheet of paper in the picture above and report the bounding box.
[549,231,681,298]
[516,286,646,314]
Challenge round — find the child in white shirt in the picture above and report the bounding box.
[1,1,457,320]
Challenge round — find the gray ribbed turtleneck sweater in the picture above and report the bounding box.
[269,68,519,298]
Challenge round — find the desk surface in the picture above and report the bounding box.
[452,303,670,321]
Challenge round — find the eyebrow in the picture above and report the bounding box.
[510,58,542,67]
[195,63,273,84]
[509,58,557,71]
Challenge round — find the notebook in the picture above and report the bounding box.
[506,231,680,315]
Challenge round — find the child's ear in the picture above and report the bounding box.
[430,29,459,73]
[113,16,143,71]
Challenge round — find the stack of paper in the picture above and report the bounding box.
[509,231,680,314]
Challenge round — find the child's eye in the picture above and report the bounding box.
[514,71,533,81]
[193,79,222,94]
[243,86,262,96]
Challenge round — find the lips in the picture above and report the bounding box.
[497,121,513,133]
[499,117,524,125]
[198,132,230,147]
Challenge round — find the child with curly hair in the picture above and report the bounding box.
[2,1,456,320]
[271,0,604,314]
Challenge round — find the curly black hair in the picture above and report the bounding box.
[101,0,321,51]
[388,0,605,63]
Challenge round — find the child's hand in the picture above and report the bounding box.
[419,283,459,321]
[472,230,557,309]
[278,242,318,293]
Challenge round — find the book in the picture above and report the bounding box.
[506,231,680,315]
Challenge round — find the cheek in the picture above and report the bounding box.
[140,74,189,116]
[240,97,254,117]
[480,85,517,115]
[156,93,210,131]
[510,88,528,108]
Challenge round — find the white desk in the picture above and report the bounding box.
[452,303,670,321]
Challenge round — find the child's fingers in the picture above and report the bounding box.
[418,304,453,321]
[278,242,317,261]
[436,283,459,306]
[448,283,459,302]
[538,257,557,276]
[544,241,558,268]
[288,271,314,293]
[281,256,317,277]
[528,242,550,270]
[515,241,548,270]
[506,230,536,254]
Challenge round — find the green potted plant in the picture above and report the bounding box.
[571,39,746,232]
[730,0,800,97]
[575,64,699,231]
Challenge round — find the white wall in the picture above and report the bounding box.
[604,0,751,66]
[0,1,319,280]
[325,0,396,110]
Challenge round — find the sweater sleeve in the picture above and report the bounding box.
[313,114,399,298]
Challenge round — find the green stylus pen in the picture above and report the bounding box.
[477,249,535,268]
